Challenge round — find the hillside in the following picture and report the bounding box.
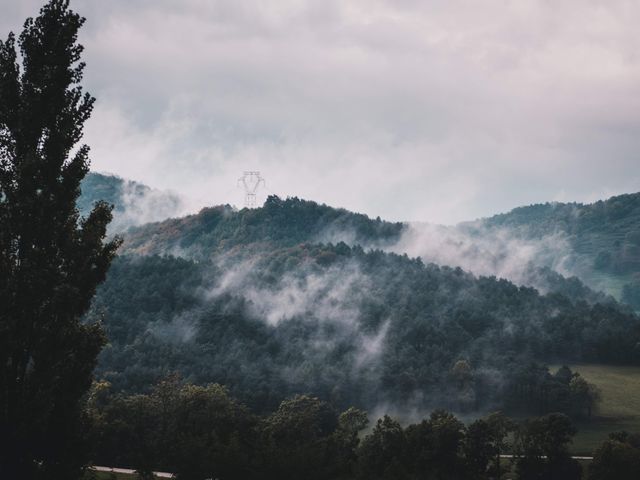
[121,195,405,258]
[85,194,640,416]
[75,174,640,415]
[470,193,640,308]
[79,173,640,309]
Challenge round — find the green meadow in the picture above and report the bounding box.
[552,364,640,454]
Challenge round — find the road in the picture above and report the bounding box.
[92,466,174,478]
[92,456,595,478]
[499,454,594,460]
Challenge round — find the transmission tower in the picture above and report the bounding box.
[237,171,266,208]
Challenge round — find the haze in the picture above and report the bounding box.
[1,0,639,224]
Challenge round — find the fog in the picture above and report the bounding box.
[389,222,575,292]
[109,180,189,232]
[206,257,390,368]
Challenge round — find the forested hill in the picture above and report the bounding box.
[79,172,184,232]
[467,192,640,308]
[75,173,640,415]
[121,195,405,257]
[79,188,640,417]
[79,173,640,310]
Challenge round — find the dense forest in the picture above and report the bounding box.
[82,193,640,417]
[121,195,405,256]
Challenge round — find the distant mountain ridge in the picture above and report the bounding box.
[467,193,640,308]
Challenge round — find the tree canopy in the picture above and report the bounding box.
[0,1,118,478]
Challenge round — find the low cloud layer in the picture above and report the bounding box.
[207,257,390,369]
[390,222,574,288]
[109,179,189,232]
[2,0,639,224]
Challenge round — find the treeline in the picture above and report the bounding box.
[503,365,600,418]
[85,376,635,480]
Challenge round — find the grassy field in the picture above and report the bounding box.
[552,364,640,454]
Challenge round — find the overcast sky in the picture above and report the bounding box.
[2,0,639,223]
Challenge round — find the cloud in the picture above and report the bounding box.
[146,312,198,344]
[209,258,369,327]
[206,256,390,369]
[1,0,639,223]
[389,221,575,289]
[107,176,190,232]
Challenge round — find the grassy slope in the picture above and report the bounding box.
[552,364,640,454]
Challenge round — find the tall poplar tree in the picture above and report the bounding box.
[0,1,120,478]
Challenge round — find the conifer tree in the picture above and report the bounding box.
[0,1,120,478]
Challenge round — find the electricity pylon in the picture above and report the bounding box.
[237,171,265,208]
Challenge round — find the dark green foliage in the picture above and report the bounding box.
[259,395,341,480]
[0,1,119,478]
[92,242,631,414]
[88,377,256,480]
[88,379,366,480]
[403,410,468,479]
[87,381,587,480]
[474,193,640,299]
[78,172,640,416]
[589,432,640,480]
[514,413,582,480]
[465,412,516,479]
[122,195,405,257]
[356,415,408,480]
[504,365,601,418]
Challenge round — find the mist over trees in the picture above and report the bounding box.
[86,197,639,417]
[2,0,640,478]
[0,1,117,478]
[469,193,640,304]
[78,172,185,233]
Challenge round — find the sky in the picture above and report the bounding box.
[1,0,639,224]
